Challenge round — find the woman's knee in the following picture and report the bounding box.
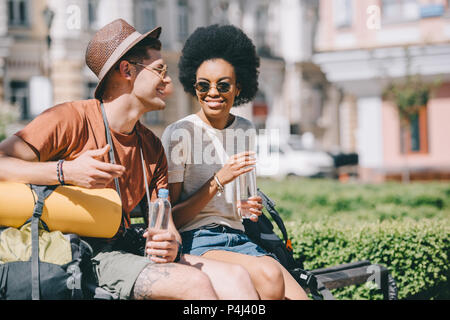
[255,259,285,299]
[226,264,258,298]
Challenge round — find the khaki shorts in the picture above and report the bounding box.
[92,250,152,300]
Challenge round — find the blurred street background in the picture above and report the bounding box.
[1,0,450,182]
[1,0,449,299]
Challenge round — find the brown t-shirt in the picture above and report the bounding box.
[15,99,168,227]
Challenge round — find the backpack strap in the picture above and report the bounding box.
[99,102,121,199]
[315,279,336,300]
[29,184,58,300]
[257,189,289,244]
[100,102,131,230]
[0,263,8,299]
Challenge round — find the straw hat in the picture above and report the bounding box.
[85,19,161,99]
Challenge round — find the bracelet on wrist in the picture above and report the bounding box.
[174,241,183,263]
[57,160,65,185]
[213,173,225,195]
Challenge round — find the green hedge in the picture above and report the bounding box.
[285,219,450,300]
[257,178,450,223]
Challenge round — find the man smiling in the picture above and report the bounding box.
[0,19,258,300]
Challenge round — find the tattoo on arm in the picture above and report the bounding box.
[132,263,176,300]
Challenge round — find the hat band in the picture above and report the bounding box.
[97,31,142,80]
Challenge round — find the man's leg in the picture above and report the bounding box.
[93,250,218,300]
[132,262,219,300]
[179,254,259,300]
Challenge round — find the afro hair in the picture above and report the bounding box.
[178,24,260,106]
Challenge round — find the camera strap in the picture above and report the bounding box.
[100,102,151,227]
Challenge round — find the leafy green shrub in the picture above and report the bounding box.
[285,219,450,300]
[257,178,450,223]
[257,178,449,299]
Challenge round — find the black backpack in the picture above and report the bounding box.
[243,189,334,300]
[0,184,102,300]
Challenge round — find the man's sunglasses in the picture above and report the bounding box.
[129,61,168,80]
[194,81,232,94]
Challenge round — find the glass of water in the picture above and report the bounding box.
[238,168,257,219]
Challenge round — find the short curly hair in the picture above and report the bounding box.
[178,24,260,106]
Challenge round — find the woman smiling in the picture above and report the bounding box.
[162,25,308,300]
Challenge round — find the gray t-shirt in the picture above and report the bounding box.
[161,113,256,232]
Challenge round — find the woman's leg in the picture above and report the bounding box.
[202,250,292,300]
[278,260,310,300]
[180,254,259,300]
[203,250,309,300]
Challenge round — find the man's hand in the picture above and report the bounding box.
[64,145,125,188]
[144,229,179,263]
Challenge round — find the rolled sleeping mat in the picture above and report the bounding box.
[0,182,122,238]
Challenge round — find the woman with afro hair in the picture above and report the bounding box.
[161,24,308,300]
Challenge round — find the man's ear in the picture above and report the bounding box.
[118,60,133,79]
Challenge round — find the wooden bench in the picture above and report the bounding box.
[309,260,396,300]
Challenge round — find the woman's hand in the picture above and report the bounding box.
[237,196,263,222]
[144,229,179,263]
[215,151,256,186]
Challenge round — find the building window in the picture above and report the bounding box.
[400,106,428,154]
[135,0,157,34]
[419,0,445,18]
[333,0,353,28]
[7,0,30,27]
[145,110,163,125]
[87,0,99,29]
[10,81,29,120]
[253,91,268,131]
[382,0,420,23]
[256,5,268,48]
[177,0,189,42]
[85,81,98,99]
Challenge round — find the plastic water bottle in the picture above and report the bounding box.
[146,188,171,257]
[149,188,170,230]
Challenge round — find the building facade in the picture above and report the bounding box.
[1,0,343,154]
[314,0,450,181]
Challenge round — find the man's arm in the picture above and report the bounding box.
[0,135,125,188]
[0,135,60,185]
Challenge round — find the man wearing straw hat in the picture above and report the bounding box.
[0,19,258,300]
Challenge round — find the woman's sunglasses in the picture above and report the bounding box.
[194,81,232,94]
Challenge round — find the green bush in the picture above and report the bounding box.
[257,178,450,223]
[285,219,449,300]
[256,177,450,299]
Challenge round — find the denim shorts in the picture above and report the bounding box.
[180,224,269,257]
